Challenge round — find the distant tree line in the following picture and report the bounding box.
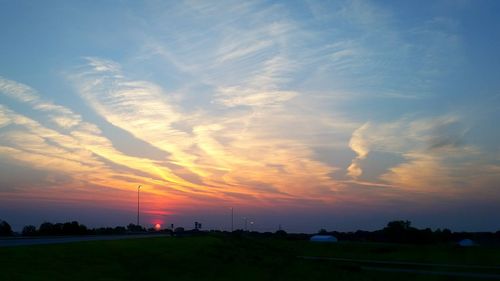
[1,219,499,245]
[25,222,150,236]
[0,220,155,236]
[206,221,500,245]
[317,220,500,245]
[0,219,199,237]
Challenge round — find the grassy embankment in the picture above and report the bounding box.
[1,234,499,281]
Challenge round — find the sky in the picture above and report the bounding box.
[0,0,499,233]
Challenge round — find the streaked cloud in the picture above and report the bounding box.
[72,57,342,202]
[345,114,499,195]
[1,0,499,230]
[0,77,39,103]
[0,77,213,202]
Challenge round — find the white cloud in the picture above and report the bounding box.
[71,58,346,200]
[215,87,297,108]
[347,122,370,178]
[0,105,11,128]
[0,76,39,103]
[85,57,121,73]
[345,114,495,193]
[0,77,83,130]
[49,115,81,129]
[73,60,199,176]
[0,77,214,199]
[216,40,273,64]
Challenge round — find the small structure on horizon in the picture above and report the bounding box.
[458,239,476,247]
[310,235,338,243]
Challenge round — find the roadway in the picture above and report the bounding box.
[299,256,500,279]
[0,234,170,247]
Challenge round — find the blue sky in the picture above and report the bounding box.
[0,0,499,232]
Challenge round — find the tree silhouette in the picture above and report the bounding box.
[383,220,420,243]
[39,222,55,235]
[275,230,287,238]
[386,220,412,230]
[0,220,12,236]
[22,225,37,236]
[127,223,145,232]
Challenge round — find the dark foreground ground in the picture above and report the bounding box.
[0,234,499,281]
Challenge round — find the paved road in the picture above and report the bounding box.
[362,266,500,279]
[0,234,170,247]
[299,256,500,279]
[298,256,500,270]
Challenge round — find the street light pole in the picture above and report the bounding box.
[137,185,141,226]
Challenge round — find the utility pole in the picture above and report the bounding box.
[137,185,141,226]
[231,207,234,232]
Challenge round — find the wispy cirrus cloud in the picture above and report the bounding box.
[0,77,217,203]
[345,114,499,195]
[72,58,202,181]
[71,57,344,202]
[0,77,39,103]
[214,87,297,108]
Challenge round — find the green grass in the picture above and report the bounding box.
[0,235,499,281]
[302,241,500,265]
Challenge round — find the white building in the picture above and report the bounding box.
[310,235,338,243]
[458,239,475,247]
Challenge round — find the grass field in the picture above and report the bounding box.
[1,234,499,281]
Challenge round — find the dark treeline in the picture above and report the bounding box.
[1,219,499,245]
[223,220,500,245]
[23,222,153,236]
[316,220,500,245]
[0,219,153,236]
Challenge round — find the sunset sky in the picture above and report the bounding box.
[1,0,499,232]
